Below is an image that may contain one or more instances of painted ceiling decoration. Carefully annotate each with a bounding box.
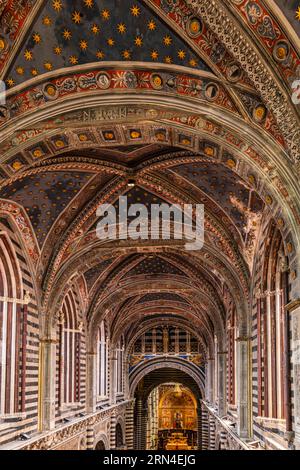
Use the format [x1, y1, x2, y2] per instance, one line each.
[125, 255, 186, 277]
[4, 0, 212, 86]
[0, 169, 93, 246]
[171, 161, 264, 240]
[0, 0, 298, 379]
[138, 292, 189, 304]
[1, 1, 300, 452]
[84, 258, 113, 290]
[90, 185, 168, 232]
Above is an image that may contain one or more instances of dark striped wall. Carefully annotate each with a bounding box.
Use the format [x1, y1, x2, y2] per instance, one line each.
[0, 218, 39, 445]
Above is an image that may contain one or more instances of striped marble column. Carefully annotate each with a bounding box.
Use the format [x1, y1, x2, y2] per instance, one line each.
[135, 396, 143, 450]
[146, 414, 151, 450]
[197, 407, 202, 450]
[201, 404, 209, 450]
[141, 406, 148, 450]
[218, 351, 227, 417]
[125, 400, 135, 450]
[219, 429, 227, 450]
[209, 415, 216, 450]
[110, 413, 117, 449]
[86, 425, 95, 450]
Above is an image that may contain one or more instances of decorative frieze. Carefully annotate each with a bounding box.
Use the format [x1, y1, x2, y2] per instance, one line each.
[10, 402, 130, 451]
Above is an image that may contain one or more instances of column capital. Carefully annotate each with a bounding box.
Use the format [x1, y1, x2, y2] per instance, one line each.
[235, 336, 251, 342]
[39, 338, 58, 344]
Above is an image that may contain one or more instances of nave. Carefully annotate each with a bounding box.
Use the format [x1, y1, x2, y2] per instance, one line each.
[0, 0, 300, 452]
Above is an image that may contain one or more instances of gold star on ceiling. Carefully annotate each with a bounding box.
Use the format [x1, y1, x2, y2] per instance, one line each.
[24, 49, 33, 61]
[177, 50, 186, 60]
[44, 61, 53, 71]
[164, 56, 172, 64]
[134, 36, 143, 47]
[31, 68, 38, 76]
[72, 11, 82, 24]
[151, 50, 158, 60]
[79, 40, 88, 51]
[163, 35, 172, 46]
[6, 78, 15, 87]
[122, 50, 131, 60]
[54, 45, 62, 55]
[296, 6, 300, 21]
[91, 24, 100, 34]
[107, 38, 115, 47]
[69, 55, 78, 65]
[96, 50, 105, 59]
[63, 29, 72, 40]
[117, 23, 126, 34]
[16, 66, 24, 75]
[189, 59, 197, 67]
[148, 20, 156, 31]
[32, 33, 42, 44]
[131, 5, 140, 17]
[84, 0, 93, 7]
[52, 0, 62, 12]
[101, 9, 110, 20]
[42, 16, 52, 26]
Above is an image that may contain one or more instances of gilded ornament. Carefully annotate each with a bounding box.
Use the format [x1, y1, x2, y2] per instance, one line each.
[150, 74, 163, 90]
[187, 17, 203, 38]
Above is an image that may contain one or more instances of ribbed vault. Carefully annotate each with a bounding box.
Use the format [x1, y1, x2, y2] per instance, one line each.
[0, 0, 299, 451]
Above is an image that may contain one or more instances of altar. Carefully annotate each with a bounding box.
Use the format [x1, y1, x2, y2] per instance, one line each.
[165, 432, 191, 451]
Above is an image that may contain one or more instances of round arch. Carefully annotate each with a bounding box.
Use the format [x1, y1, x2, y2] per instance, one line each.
[130, 363, 204, 450]
[129, 358, 205, 399]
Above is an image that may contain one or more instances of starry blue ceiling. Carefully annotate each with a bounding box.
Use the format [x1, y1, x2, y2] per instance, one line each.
[126, 256, 185, 277]
[172, 162, 263, 236]
[84, 258, 113, 290]
[0, 171, 92, 246]
[274, 1, 300, 36]
[91, 185, 170, 231]
[139, 292, 188, 303]
[7, 0, 212, 86]
[123, 185, 166, 208]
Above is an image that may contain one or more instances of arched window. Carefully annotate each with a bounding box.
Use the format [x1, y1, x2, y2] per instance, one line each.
[95, 440, 106, 450]
[97, 321, 108, 398]
[58, 289, 81, 406]
[0, 233, 23, 416]
[258, 224, 287, 419]
[115, 423, 124, 448]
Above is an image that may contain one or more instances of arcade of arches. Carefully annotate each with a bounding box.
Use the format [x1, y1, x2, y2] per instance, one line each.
[0, 0, 300, 452]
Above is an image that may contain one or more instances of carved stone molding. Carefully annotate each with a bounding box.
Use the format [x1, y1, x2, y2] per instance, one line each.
[186, 0, 300, 162]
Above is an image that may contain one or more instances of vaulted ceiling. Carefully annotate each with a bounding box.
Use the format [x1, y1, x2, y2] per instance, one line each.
[5, 0, 211, 86]
[0, 0, 299, 353]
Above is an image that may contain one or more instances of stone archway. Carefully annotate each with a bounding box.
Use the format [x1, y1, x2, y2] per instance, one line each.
[129, 366, 203, 451]
[115, 423, 124, 450]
